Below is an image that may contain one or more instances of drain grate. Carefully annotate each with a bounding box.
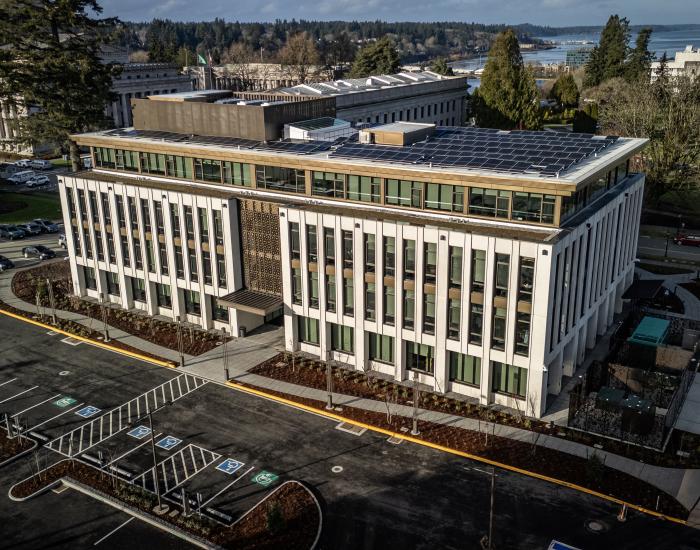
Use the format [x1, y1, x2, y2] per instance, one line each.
[335, 422, 367, 436]
[387, 436, 403, 445]
[60, 337, 82, 346]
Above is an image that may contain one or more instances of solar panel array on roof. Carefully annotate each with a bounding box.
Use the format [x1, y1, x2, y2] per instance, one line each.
[330, 127, 620, 176]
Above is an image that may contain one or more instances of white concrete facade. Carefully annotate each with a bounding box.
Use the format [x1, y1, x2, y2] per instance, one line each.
[59, 174, 254, 335]
[279, 174, 644, 417]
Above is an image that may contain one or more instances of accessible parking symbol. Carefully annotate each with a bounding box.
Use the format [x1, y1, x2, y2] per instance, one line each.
[54, 396, 77, 408]
[216, 458, 244, 475]
[75, 405, 101, 418]
[252, 471, 278, 487]
[127, 425, 152, 439]
[156, 435, 182, 450]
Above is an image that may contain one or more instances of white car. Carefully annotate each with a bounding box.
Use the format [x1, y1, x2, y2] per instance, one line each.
[13, 159, 32, 168]
[29, 159, 52, 170]
[26, 174, 50, 187]
[7, 170, 35, 184]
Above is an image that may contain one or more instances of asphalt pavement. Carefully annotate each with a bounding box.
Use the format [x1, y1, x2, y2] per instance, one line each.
[0, 314, 698, 550]
[638, 235, 700, 263]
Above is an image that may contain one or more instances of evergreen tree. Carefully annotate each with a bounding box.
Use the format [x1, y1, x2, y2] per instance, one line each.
[349, 37, 400, 77]
[0, 0, 118, 168]
[472, 29, 542, 130]
[549, 73, 580, 107]
[625, 28, 654, 83]
[583, 15, 630, 88]
[430, 57, 454, 76]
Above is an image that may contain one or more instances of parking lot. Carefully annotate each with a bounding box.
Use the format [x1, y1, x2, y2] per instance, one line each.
[1, 314, 699, 549]
[0, 229, 67, 271]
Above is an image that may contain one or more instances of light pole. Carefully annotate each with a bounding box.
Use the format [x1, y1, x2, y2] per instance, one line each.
[46, 278, 56, 325]
[129, 401, 171, 513]
[176, 315, 185, 368]
[664, 231, 670, 258]
[99, 292, 110, 342]
[326, 358, 333, 410]
[411, 364, 420, 436]
[221, 327, 229, 381]
[470, 466, 497, 550]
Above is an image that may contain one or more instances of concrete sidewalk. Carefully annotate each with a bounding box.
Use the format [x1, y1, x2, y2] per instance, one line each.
[2, 264, 700, 519]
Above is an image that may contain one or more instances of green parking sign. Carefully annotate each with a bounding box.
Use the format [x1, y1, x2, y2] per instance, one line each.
[54, 396, 77, 408]
[252, 471, 278, 487]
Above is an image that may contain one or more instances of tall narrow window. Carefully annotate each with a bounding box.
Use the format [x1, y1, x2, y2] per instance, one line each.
[404, 239, 416, 280]
[384, 286, 395, 326]
[405, 341, 434, 374]
[518, 258, 535, 303]
[424, 243, 437, 285]
[140, 199, 151, 233]
[184, 206, 194, 240]
[188, 248, 198, 282]
[307, 226, 317, 263]
[184, 290, 201, 316]
[449, 246, 463, 288]
[309, 271, 319, 309]
[155, 202, 164, 233]
[170, 204, 181, 238]
[203, 250, 212, 285]
[492, 307, 507, 350]
[290, 223, 300, 260]
[471, 250, 486, 293]
[384, 237, 395, 277]
[216, 254, 226, 287]
[292, 267, 302, 305]
[326, 274, 336, 312]
[364, 234, 376, 273]
[297, 316, 320, 345]
[343, 277, 354, 316]
[515, 313, 531, 356]
[491, 362, 527, 398]
[159, 242, 168, 275]
[494, 254, 510, 298]
[198, 208, 209, 241]
[447, 298, 461, 339]
[469, 304, 483, 345]
[365, 282, 376, 320]
[175, 246, 184, 278]
[423, 293, 436, 334]
[342, 230, 353, 270]
[368, 333, 394, 364]
[449, 352, 481, 386]
[330, 323, 354, 353]
[324, 228, 335, 264]
[403, 289, 415, 329]
[100, 193, 112, 224]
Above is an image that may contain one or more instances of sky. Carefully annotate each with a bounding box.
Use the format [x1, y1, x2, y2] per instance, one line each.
[99, 0, 700, 27]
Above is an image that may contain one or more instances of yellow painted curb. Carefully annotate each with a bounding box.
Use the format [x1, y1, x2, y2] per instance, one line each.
[0, 307, 176, 369]
[226, 380, 689, 527]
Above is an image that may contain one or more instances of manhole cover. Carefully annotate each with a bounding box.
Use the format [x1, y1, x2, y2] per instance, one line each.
[331, 466, 343, 474]
[335, 422, 366, 436]
[585, 519, 608, 533]
[387, 436, 404, 445]
[58, 371, 70, 376]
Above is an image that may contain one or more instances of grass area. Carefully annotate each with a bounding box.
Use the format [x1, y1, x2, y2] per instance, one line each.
[657, 190, 700, 215]
[639, 224, 675, 239]
[636, 262, 694, 275]
[49, 158, 70, 167]
[0, 192, 62, 223]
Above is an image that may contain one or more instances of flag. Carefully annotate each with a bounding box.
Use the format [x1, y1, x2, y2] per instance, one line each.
[197, 53, 207, 65]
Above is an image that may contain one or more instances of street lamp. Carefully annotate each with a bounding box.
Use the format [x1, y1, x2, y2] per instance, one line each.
[411, 364, 420, 436]
[99, 292, 110, 342]
[326, 358, 334, 410]
[221, 327, 229, 381]
[664, 231, 670, 258]
[128, 401, 172, 513]
[470, 465, 498, 550]
[176, 314, 185, 368]
[46, 278, 57, 325]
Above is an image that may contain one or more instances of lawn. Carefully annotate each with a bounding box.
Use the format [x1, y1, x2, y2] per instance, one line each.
[0, 192, 62, 223]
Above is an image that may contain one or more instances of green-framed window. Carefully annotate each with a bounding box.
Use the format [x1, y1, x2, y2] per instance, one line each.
[425, 183, 464, 212]
[297, 316, 320, 345]
[330, 323, 354, 353]
[194, 158, 222, 183]
[385, 179, 422, 208]
[223, 161, 250, 186]
[166, 155, 192, 179]
[368, 332, 394, 365]
[491, 362, 527, 398]
[140, 152, 166, 175]
[449, 352, 481, 386]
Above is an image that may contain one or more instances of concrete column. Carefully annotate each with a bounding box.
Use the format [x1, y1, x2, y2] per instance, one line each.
[111, 100, 120, 127]
[614, 281, 624, 314]
[597, 300, 608, 335]
[528, 365, 548, 418]
[562, 334, 577, 377]
[547, 350, 564, 395]
[586, 310, 598, 349]
[576, 324, 587, 366]
[606, 291, 615, 327]
[121, 94, 131, 127]
[145, 280, 158, 316]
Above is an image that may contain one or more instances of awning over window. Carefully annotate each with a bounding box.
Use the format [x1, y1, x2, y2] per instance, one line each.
[218, 289, 282, 316]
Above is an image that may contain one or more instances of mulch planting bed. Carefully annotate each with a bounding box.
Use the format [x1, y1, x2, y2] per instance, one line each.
[0, 429, 33, 463]
[11, 262, 225, 356]
[11, 460, 319, 549]
[237, 381, 689, 520]
[252, 354, 697, 469]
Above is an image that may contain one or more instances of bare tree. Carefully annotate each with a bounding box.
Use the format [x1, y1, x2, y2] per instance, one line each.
[278, 32, 320, 84]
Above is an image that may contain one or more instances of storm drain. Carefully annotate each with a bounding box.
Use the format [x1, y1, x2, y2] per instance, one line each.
[585, 519, 609, 534]
[387, 436, 404, 445]
[335, 422, 366, 436]
[60, 337, 82, 346]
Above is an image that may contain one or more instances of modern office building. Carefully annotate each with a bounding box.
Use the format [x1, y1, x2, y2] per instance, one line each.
[651, 44, 700, 81]
[565, 47, 593, 70]
[272, 71, 470, 127]
[60, 91, 646, 417]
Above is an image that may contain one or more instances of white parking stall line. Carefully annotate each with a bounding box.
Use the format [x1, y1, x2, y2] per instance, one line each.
[168, 379, 176, 402]
[200, 466, 255, 508]
[106, 432, 163, 467]
[0, 385, 39, 404]
[26, 402, 85, 432]
[11, 394, 61, 418]
[93, 517, 134, 546]
[161, 384, 166, 404]
[162, 461, 170, 492]
[199, 446, 206, 465]
[184, 375, 191, 393]
[189, 445, 197, 471]
[176, 376, 183, 397]
[0, 378, 17, 387]
[180, 451, 190, 479]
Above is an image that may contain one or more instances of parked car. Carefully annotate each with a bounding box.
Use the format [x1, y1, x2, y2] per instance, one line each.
[17, 222, 42, 236]
[7, 170, 35, 184]
[0, 255, 14, 272]
[29, 159, 52, 170]
[13, 159, 32, 168]
[22, 245, 56, 260]
[34, 219, 60, 233]
[58, 233, 67, 248]
[673, 234, 700, 247]
[26, 174, 50, 188]
[0, 225, 25, 240]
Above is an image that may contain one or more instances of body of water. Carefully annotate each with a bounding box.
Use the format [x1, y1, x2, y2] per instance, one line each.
[453, 27, 700, 72]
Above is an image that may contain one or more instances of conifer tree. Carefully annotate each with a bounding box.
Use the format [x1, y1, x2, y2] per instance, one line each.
[625, 28, 654, 83]
[349, 37, 400, 77]
[549, 73, 580, 107]
[0, 0, 118, 168]
[430, 57, 454, 76]
[472, 29, 542, 130]
[584, 15, 630, 88]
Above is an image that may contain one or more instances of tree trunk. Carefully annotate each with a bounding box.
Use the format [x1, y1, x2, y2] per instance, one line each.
[69, 141, 80, 173]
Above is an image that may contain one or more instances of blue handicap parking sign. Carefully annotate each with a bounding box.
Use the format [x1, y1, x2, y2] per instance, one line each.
[216, 458, 244, 475]
[75, 405, 101, 418]
[156, 435, 182, 450]
[127, 425, 152, 439]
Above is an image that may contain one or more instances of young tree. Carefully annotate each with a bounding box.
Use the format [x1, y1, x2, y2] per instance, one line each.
[583, 15, 630, 88]
[0, 0, 118, 168]
[278, 32, 320, 84]
[549, 73, 580, 108]
[472, 29, 542, 130]
[625, 27, 654, 83]
[430, 57, 454, 76]
[349, 37, 400, 77]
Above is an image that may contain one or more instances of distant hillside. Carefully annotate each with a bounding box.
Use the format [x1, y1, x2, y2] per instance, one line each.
[522, 23, 700, 36]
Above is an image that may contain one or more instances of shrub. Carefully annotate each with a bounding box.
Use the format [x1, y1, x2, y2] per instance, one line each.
[266, 502, 285, 534]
